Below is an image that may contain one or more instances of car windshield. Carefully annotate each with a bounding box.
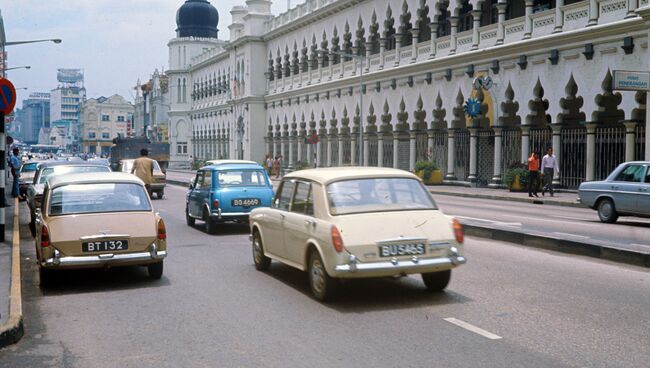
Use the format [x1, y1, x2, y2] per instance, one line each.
[48, 183, 152, 216]
[122, 160, 162, 172]
[217, 170, 267, 186]
[38, 165, 111, 184]
[20, 162, 38, 172]
[327, 177, 437, 215]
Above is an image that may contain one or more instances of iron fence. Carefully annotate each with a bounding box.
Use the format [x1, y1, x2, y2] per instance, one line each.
[431, 130, 448, 176]
[529, 127, 552, 155]
[341, 136, 351, 165]
[560, 126, 586, 189]
[415, 132, 429, 162]
[502, 128, 522, 177]
[383, 134, 394, 168]
[291, 140, 298, 166]
[477, 130, 495, 187]
[595, 125, 626, 180]
[636, 124, 646, 161]
[330, 137, 339, 167]
[368, 136, 378, 166]
[455, 129, 470, 181]
[398, 137, 410, 170]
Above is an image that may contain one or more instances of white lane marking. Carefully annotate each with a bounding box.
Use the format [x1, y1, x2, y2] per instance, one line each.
[443, 318, 502, 340]
[455, 216, 521, 227]
[552, 232, 590, 239]
[552, 215, 592, 221]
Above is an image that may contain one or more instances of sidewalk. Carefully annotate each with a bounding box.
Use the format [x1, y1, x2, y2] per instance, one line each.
[426, 185, 584, 208]
[0, 197, 23, 348]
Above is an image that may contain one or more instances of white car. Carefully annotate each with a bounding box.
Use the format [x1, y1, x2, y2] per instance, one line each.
[249, 167, 466, 301]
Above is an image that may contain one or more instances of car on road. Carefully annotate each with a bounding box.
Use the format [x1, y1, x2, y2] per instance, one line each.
[578, 161, 650, 223]
[18, 160, 40, 197]
[34, 172, 168, 287]
[117, 159, 167, 199]
[186, 160, 274, 234]
[249, 167, 466, 301]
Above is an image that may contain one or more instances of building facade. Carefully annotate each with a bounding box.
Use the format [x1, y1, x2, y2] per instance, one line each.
[17, 92, 50, 144]
[79, 95, 134, 155]
[50, 68, 86, 151]
[168, 0, 649, 188]
[134, 70, 171, 142]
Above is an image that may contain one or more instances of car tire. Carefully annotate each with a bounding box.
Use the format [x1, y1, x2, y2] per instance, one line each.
[148, 261, 164, 279]
[421, 270, 451, 292]
[204, 210, 216, 235]
[597, 198, 618, 223]
[186, 208, 195, 226]
[39, 267, 54, 289]
[157, 190, 164, 199]
[308, 251, 338, 302]
[252, 231, 271, 271]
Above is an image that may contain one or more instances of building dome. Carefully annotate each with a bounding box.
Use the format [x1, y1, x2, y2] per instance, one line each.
[176, 0, 219, 38]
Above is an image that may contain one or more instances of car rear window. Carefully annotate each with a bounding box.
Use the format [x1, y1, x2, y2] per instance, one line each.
[327, 177, 437, 215]
[217, 170, 267, 186]
[39, 165, 111, 184]
[48, 183, 152, 216]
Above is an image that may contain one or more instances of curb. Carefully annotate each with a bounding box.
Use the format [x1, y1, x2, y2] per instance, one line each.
[0, 197, 24, 348]
[463, 223, 650, 268]
[428, 189, 586, 209]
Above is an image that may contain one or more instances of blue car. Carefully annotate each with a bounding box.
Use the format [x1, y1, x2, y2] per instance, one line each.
[186, 160, 274, 234]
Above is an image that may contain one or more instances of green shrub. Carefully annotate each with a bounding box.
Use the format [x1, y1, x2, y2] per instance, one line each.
[414, 160, 440, 180]
[503, 163, 529, 187]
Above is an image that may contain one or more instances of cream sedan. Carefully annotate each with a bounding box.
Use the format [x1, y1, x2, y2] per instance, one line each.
[249, 167, 466, 301]
[34, 172, 168, 287]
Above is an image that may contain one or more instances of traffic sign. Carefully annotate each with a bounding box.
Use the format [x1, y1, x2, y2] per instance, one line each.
[0, 78, 17, 114]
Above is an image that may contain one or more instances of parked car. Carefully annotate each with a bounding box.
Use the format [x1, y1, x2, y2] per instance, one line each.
[34, 172, 167, 287]
[578, 161, 650, 223]
[117, 159, 167, 199]
[18, 160, 40, 197]
[186, 160, 274, 234]
[249, 167, 466, 301]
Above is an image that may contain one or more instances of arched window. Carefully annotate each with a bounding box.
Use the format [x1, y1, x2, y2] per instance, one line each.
[182, 78, 187, 103]
[177, 78, 181, 103]
[437, 4, 451, 37]
[458, 2, 473, 33]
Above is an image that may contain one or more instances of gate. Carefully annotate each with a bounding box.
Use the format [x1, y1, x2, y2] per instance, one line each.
[455, 129, 470, 181]
[595, 125, 625, 180]
[368, 135, 378, 166]
[383, 134, 394, 168]
[637, 124, 646, 160]
[560, 126, 586, 189]
[398, 138, 410, 170]
[291, 139, 298, 166]
[330, 137, 339, 167]
[431, 130, 448, 175]
[477, 130, 495, 187]
[529, 127, 552, 154]
[502, 128, 522, 177]
[319, 137, 327, 167]
[283, 139, 290, 165]
[415, 132, 428, 161]
[300, 138, 308, 164]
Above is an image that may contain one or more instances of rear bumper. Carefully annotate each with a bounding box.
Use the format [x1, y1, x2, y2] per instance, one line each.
[333, 252, 466, 278]
[150, 183, 166, 191]
[210, 209, 250, 221]
[41, 243, 167, 269]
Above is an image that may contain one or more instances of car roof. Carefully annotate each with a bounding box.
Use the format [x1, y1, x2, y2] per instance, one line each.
[206, 160, 257, 166]
[47, 172, 143, 188]
[285, 167, 419, 184]
[37, 161, 108, 169]
[202, 161, 263, 171]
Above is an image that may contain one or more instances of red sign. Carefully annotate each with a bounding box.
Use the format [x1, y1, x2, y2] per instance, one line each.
[0, 78, 17, 114]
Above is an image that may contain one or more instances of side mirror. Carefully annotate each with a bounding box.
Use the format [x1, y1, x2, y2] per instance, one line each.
[188, 180, 195, 189]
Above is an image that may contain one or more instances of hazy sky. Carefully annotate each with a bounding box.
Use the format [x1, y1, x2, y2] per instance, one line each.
[0, 0, 286, 107]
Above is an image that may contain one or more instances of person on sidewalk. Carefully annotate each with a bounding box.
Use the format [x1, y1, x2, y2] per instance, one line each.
[9, 148, 22, 199]
[131, 148, 155, 198]
[541, 147, 560, 197]
[527, 151, 540, 198]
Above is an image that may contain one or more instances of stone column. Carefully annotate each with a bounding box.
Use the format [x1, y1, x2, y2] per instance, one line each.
[351, 138, 357, 166]
[327, 136, 333, 167]
[394, 36, 402, 66]
[379, 38, 386, 70]
[393, 135, 400, 169]
[317, 53, 324, 83]
[427, 129, 434, 161]
[338, 136, 344, 166]
[365, 41, 373, 73]
[552, 124, 562, 185]
[377, 133, 384, 167]
[491, 127, 503, 186]
[280, 137, 285, 165]
[627, 0, 639, 19]
[624, 122, 638, 162]
[496, 2, 507, 45]
[297, 137, 303, 163]
[363, 133, 370, 166]
[288, 137, 295, 167]
[429, 22, 438, 59]
[411, 28, 419, 62]
[316, 139, 322, 168]
[586, 124, 597, 181]
[588, 0, 599, 26]
[307, 142, 314, 166]
[449, 17, 459, 55]
[554, 0, 565, 33]
[409, 131, 417, 172]
[521, 126, 530, 163]
[446, 129, 456, 180]
[471, 9, 481, 50]
[307, 54, 313, 86]
[272, 136, 278, 158]
[468, 128, 478, 183]
[523, 0, 534, 39]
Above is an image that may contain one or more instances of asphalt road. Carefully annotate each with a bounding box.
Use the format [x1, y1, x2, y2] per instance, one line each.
[1, 186, 649, 367]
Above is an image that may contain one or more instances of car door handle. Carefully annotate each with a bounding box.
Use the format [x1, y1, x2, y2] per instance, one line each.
[611, 186, 619, 190]
[280, 214, 286, 219]
[304, 219, 315, 226]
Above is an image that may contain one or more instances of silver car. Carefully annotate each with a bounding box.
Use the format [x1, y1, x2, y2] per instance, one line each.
[578, 162, 650, 223]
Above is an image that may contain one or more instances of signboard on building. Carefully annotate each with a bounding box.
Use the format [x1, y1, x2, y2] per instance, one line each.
[613, 70, 650, 91]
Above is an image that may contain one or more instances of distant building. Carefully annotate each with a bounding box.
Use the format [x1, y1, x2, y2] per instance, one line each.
[80, 95, 134, 155]
[40, 120, 75, 147]
[17, 93, 50, 144]
[133, 69, 170, 143]
[50, 68, 86, 151]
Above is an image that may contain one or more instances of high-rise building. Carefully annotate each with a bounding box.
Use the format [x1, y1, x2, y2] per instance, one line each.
[50, 68, 86, 150]
[17, 92, 50, 144]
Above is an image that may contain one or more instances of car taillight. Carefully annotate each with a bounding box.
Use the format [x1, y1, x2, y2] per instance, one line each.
[157, 219, 167, 240]
[331, 225, 344, 253]
[213, 199, 220, 209]
[41, 226, 50, 247]
[452, 218, 464, 244]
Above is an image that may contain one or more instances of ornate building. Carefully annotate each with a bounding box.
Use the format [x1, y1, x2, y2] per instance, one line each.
[168, 0, 649, 188]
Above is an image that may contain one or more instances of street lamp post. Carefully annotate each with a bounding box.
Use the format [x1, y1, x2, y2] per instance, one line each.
[317, 49, 367, 166]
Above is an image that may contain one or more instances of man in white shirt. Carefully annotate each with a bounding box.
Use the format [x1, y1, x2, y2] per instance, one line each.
[541, 147, 559, 197]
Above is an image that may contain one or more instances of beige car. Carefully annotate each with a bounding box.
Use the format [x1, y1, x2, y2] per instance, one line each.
[118, 159, 167, 198]
[34, 172, 168, 287]
[249, 167, 466, 301]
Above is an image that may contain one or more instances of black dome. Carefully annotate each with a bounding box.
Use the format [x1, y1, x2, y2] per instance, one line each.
[176, 0, 219, 38]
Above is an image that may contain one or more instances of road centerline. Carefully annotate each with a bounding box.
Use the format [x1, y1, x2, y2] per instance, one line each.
[443, 318, 502, 340]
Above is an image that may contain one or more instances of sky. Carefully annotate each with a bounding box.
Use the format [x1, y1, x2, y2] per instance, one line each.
[0, 0, 287, 108]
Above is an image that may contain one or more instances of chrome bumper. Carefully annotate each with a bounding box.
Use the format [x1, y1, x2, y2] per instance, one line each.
[42, 243, 167, 268]
[211, 209, 250, 220]
[334, 247, 466, 275]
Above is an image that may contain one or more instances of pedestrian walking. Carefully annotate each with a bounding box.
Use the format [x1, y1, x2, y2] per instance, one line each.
[9, 148, 22, 199]
[527, 151, 540, 198]
[273, 155, 283, 179]
[188, 155, 194, 169]
[264, 154, 273, 175]
[541, 147, 560, 197]
[131, 148, 155, 198]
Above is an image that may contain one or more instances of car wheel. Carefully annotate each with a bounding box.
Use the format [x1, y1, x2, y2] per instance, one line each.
[308, 251, 338, 302]
[186, 208, 195, 226]
[148, 261, 163, 279]
[39, 267, 55, 289]
[252, 231, 271, 271]
[597, 198, 618, 223]
[421, 270, 451, 292]
[204, 210, 216, 234]
[157, 190, 164, 199]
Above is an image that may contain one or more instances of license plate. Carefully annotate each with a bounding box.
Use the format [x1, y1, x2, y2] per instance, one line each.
[232, 198, 260, 207]
[82, 240, 129, 252]
[379, 243, 426, 257]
